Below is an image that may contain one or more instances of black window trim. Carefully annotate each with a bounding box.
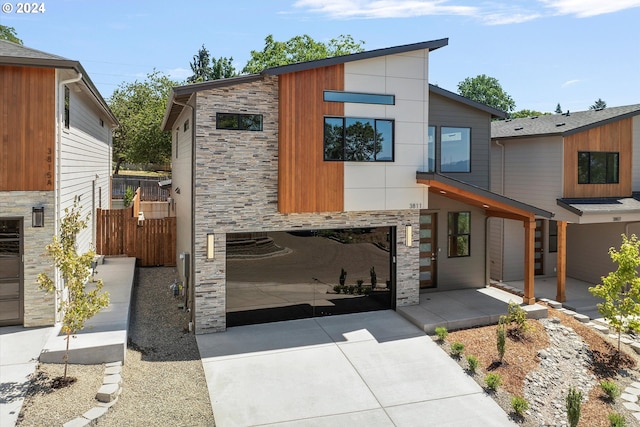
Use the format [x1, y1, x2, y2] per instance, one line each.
[577, 151, 619, 184]
[447, 211, 471, 258]
[323, 116, 395, 163]
[216, 112, 263, 131]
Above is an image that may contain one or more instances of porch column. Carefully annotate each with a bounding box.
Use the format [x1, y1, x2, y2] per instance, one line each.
[523, 218, 536, 304]
[556, 221, 567, 302]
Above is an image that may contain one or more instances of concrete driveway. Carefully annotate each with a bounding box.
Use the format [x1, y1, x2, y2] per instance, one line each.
[197, 310, 516, 426]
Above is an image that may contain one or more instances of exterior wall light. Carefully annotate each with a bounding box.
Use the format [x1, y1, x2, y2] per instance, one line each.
[137, 211, 145, 226]
[405, 224, 412, 247]
[32, 207, 44, 227]
[207, 234, 215, 259]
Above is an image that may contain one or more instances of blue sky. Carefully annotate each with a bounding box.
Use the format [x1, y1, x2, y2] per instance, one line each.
[2, 0, 639, 113]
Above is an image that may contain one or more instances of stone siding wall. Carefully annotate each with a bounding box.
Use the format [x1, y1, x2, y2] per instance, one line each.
[193, 76, 420, 333]
[0, 191, 56, 326]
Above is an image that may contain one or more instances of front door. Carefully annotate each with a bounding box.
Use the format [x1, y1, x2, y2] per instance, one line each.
[0, 218, 23, 326]
[535, 219, 544, 275]
[420, 211, 437, 288]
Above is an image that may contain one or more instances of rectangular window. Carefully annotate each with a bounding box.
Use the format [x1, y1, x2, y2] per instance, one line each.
[323, 90, 395, 105]
[578, 151, 619, 184]
[183, 120, 189, 132]
[324, 117, 394, 162]
[64, 86, 70, 129]
[549, 220, 558, 253]
[216, 113, 263, 131]
[427, 126, 435, 172]
[441, 127, 470, 172]
[448, 211, 470, 257]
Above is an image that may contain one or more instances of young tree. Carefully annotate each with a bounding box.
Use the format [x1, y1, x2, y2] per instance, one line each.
[0, 25, 22, 44]
[590, 98, 607, 110]
[589, 234, 640, 352]
[108, 70, 177, 173]
[37, 200, 110, 380]
[187, 44, 236, 83]
[555, 103, 563, 114]
[457, 74, 516, 113]
[242, 34, 364, 74]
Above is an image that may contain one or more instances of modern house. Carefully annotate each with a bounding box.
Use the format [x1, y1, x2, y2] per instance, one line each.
[0, 40, 118, 327]
[490, 104, 640, 302]
[162, 39, 550, 334]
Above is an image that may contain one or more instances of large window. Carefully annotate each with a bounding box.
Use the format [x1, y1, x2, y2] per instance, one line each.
[448, 212, 470, 257]
[324, 117, 394, 162]
[441, 127, 470, 172]
[216, 113, 263, 131]
[578, 151, 619, 184]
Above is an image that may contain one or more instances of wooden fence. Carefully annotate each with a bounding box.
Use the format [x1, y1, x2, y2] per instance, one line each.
[112, 175, 170, 201]
[96, 206, 176, 267]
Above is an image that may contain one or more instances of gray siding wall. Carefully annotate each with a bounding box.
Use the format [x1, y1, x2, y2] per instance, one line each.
[0, 191, 55, 326]
[429, 93, 493, 189]
[426, 193, 487, 288]
[191, 76, 420, 334]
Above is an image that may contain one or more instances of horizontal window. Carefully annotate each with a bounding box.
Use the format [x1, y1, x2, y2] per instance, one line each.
[323, 90, 395, 105]
[578, 151, 619, 184]
[324, 117, 394, 162]
[216, 113, 263, 131]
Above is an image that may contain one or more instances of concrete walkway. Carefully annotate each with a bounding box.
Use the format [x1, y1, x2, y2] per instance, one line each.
[197, 310, 517, 427]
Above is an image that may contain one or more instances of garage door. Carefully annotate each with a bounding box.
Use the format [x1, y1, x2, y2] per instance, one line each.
[0, 218, 23, 326]
[226, 227, 395, 327]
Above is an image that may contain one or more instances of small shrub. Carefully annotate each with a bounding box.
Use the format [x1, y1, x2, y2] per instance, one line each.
[123, 186, 134, 207]
[485, 373, 502, 391]
[501, 301, 530, 336]
[600, 380, 621, 402]
[370, 266, 377, 288]
[566, 387, 583, 427]
[450, 342, 465, 358]
[497, 323, 506, 362]
[608, 412, 626, 427]
[511, 395, 529, 417]
[348, 285, 355, 294]
[466, 355, 478, 374]
[435, 326, 448, 342]
[333, 285, 341, 294]
[356, 279, 364, 286]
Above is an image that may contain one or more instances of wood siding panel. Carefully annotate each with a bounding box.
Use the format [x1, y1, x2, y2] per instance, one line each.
[0, 66, 55, 191]
[278, 65, 344, 213]
[563, 118, 633, 198]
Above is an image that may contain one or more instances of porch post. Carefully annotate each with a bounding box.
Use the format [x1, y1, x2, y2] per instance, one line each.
[523, 218, 536, 304]
[556, 221, 567, 302]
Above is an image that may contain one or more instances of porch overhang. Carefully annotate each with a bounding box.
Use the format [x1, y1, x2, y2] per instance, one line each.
[416, 172, 553, 221]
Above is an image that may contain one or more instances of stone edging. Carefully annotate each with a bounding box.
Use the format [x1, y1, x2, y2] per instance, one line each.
[62, 361, 123, 427]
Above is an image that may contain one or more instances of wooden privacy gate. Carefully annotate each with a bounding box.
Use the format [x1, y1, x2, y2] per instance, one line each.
[96, 207, 176, 267]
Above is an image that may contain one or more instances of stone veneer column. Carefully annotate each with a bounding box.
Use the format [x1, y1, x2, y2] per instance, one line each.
[191, 76, 421, 333]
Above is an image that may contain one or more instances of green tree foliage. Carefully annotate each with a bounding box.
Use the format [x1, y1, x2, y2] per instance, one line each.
[566, 387, 583, 427]
[589, 234, 640, 352]
[0, 25, 22, 44]
[37, 200, 109, 379]
[187, 44, 236, 83]
[555, 103, 563, 114]
[108, 71, 177, 173]
[242, 34, 364, 74]
[510, 109, 550, 118]
[457, 74, 516, 113]
[590, 98, 607, 110]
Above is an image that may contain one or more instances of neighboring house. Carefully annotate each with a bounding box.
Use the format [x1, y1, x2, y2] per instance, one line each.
[162, 39, 550, 334]
[490, 104, 640, 301]
[0, 40, 118, 327]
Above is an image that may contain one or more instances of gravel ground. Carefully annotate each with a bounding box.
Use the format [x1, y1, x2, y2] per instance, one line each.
[17, 266, 216, 427]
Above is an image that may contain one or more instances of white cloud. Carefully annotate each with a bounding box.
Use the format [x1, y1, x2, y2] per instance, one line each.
[292, 0, 477, 19]
[561, 79, 582, 88]
[166, 67, 192, 80]
[539, 0, 640, 17]
[481, 12, 541, 25]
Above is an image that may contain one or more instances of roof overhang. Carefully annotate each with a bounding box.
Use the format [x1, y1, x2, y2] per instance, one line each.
[417, 172, 553, 221]
[557, 195, 640, 217]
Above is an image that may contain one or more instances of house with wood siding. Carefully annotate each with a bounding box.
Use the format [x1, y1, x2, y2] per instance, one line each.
[490, 105, 640, 302]
[162, 39, 551, 334]
[0, 40, 118, 327]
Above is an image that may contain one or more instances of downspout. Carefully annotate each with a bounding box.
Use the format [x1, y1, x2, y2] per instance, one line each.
[56, 71, 82, 319]
[173, 98, 196, 329]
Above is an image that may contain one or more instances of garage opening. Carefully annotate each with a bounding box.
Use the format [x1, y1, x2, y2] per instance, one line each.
[226, 227, 395, 327]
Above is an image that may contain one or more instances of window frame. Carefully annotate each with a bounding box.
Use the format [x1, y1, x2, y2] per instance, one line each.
[64, 86, 70, 129]
[323, 90, 395, 105]
[447, 211, 471, 258]
[548, 220, 558, 253]
[427, 125, 436, 173]
[216, 112, 263, 131]
[440, 126, 471, 173]
[577, 151, 619, 184]
[323, 116, 395, 162]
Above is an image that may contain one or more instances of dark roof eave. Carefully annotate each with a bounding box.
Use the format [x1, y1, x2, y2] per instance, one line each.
[263, 38, 448, 76]
[418, 172, 553, 218]
[556, 199, 583, 216]
[429, 84, 507, 118]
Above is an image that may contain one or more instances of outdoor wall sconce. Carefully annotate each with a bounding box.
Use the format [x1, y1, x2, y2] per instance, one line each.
[207, 234, 215, 259]
[405, 224, 412, 247]
[137, 211, 145, 226]
[32, 207, 44, 227]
